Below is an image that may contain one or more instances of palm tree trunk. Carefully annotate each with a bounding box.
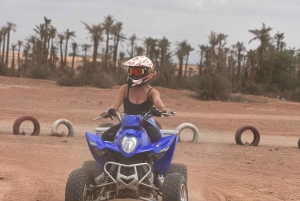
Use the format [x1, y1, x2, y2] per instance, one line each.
[11, 49, 15, 71]
[267, 57, 274, 89]
[183, 54, 189, 79]
[17, 45, 21, 75]
[5, 32, 10, 65]
[92, 41, 98, 72]
[177, 57, 183, 81]
[64, 39, 69, 66]
[60, 43, 64, 70]
[1, 34, 6, 64]
[71, 51, 75, 69]
[199, 52, 203, 76]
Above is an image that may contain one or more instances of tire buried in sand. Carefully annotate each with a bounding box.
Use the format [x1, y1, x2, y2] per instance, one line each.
[13, 116, 40, 136]
[176, 123, 199, 143]
[235, 125, 260, 146]
[51, 119, 74, 137]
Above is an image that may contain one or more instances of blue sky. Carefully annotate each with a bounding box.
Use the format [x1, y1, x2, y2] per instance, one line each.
[1, 0, 300, 64]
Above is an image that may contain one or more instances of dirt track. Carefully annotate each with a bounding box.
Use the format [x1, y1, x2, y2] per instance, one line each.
[1, 76, 300, 201]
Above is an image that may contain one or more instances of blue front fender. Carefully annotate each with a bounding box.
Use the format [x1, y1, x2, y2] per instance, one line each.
[85, 132, 121, 171]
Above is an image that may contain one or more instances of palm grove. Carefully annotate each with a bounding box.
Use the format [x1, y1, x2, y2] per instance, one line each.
[0, 16, 300, 101]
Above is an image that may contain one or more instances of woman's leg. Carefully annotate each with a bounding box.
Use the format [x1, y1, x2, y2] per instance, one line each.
[143, 121, 162, 143]
[101, 124, 121, 142]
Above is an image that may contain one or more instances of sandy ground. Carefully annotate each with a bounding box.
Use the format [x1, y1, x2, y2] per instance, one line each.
[1, 75, 300, 201]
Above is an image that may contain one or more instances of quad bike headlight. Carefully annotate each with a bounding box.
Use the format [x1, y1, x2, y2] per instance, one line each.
[121, 136, 138, 153]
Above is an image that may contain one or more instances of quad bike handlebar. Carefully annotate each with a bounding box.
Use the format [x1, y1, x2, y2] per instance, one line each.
[93, 107, 175, 125]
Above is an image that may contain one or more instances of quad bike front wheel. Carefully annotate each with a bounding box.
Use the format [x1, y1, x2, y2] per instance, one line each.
[167, 163, 188, 182]
[82, 160, 102, 178]
[65, 168, 95, 201]
[162, 172, 188, 201]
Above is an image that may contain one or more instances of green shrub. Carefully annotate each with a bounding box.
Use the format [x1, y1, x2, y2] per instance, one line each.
[192, 74, 231, 101]
[25, 65, 52, 79]
[0, 62, 7, 76]
[290, 88, 300, 102]
[117, 68, 128, 85]
[91, 73, 115, 88]
[242, 82, 265, 95]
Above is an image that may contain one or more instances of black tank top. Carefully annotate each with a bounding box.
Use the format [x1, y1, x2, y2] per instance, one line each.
[123, 87, 154, 115]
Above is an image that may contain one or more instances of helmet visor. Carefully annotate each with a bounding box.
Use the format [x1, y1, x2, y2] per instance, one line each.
[128, 67, 149, 77]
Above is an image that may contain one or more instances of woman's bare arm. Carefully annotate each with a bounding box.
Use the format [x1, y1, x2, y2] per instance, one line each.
[108, 84, 127, 110]
[150, 89, 174, 113]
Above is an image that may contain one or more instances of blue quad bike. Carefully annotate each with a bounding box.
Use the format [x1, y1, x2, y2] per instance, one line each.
[65, 108, 188, 201]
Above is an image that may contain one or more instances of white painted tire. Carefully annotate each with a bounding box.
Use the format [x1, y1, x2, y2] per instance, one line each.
[176, 123, 199, 143]
[51, 119, 74, 137]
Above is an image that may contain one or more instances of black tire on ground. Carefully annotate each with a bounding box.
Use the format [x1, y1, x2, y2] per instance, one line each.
[154, 119, 162, 129]
[65, 168, 95, 201]
[298, 139, 300, 149]
[51, 119, 74, 137]
[13, 116, 40, 136]
[167, 163, 187, 182]
[162, 172, 188, 201]
[98, 122, 115, 127]
[82, 160, 102, 178]
[235, 125, 260, 146]
[176, 123, 199, 143]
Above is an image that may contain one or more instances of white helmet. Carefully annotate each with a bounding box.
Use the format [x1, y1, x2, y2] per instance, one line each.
[124, 56, 154, 88]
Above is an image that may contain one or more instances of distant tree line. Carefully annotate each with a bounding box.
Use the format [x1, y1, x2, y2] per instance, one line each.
[0, 16, 300, 101]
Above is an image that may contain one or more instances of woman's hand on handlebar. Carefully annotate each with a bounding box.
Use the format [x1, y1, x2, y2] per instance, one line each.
[100, 111, 113, 120]
[161, 107, 175, 116]
[100, 111, 108, 118]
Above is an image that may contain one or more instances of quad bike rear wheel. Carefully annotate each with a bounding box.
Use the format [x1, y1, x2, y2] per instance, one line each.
[167, 163, 187, 182]
[82, 160, 102, 178]
[65, 168, 95, 201]
[162, 172, 188, 201]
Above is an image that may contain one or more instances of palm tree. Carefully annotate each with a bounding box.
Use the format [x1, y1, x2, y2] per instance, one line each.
[183, 44, 194, 79]
[233, 42, 246, 85]
[5, 22, 17, 65]
[249, 23, 273, 63]
[57, 33, 65, 70]
[63, 29, 76, 66]
[135, 46, 145, 56]
[42, 17, 51, 63]
[247, 50, 257, 83]
[81, 44, 91, 59]
[71, 42, 78, 69]
[128, 34, 137, 58]
[208, 31, 218, 73]
[48, 26, 57, 65]
[34, 23, 46, 65]
[158, 37, 171, 73]
[273, 32, 285, 52]
[81, 21, 103, 72]
[0, 26, 7, 64]
[175, 40, 188, 81]
[148, 38, 157, 62]
[11, 44, 17, 72]
[217, 33, 228, 71]
[198, 45, 206, 75]
[143, 37, 153, 57]
[102, 15, 114, 63]
[111, 22, 126, 77]
[0, 27, 4, 57]
[17, 40, 23, 74]
[266, 45, 277, 89]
